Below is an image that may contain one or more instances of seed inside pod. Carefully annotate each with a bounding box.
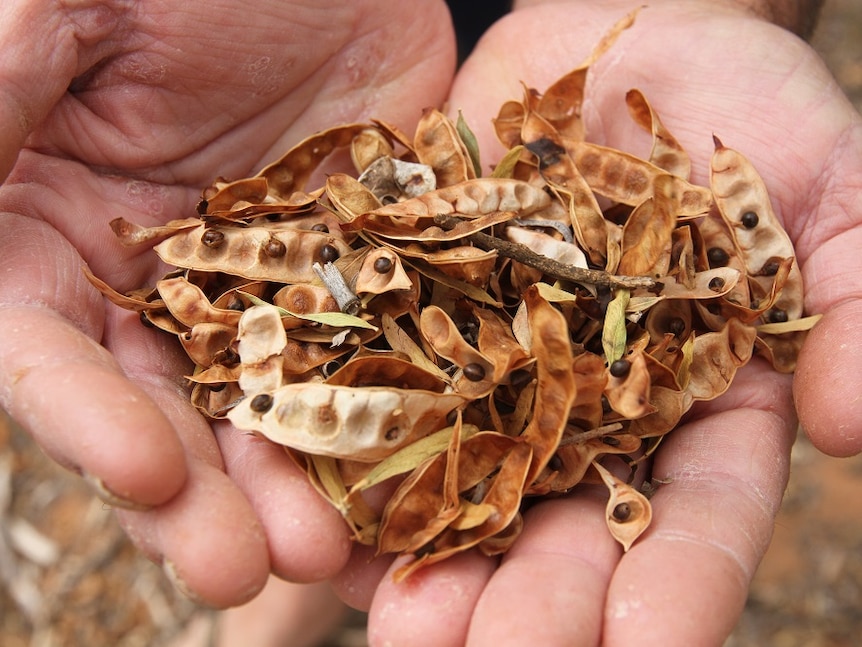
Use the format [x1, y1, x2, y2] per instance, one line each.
[759, 258, 780, 276]
[320, 244, 340, 263]
[463, 363, 487, 381]
[311, 223, 329, 233]
[708, 276, 726, 291]
[196, 199, 208, 214]
[667, 317, 686, 337]
[609, 358, 631, 378]
[602, 435, 621, 447]
[766, 308, 788, 323]
[612, 502, 632, 522]
[374, 256, 393, 274]
[249, 393, 274, 413]
[707, 247, 730, 267]
[201, 228, 225, 248]
[741, 211, 759, 228]
[263, 237, 287, 258]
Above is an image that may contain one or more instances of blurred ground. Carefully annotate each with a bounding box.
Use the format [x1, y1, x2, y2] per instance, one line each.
[1, 1, 861, 646]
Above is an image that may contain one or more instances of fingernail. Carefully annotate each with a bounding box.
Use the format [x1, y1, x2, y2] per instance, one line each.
[163, 559, 208, 606]
[83, 472, 153, 511]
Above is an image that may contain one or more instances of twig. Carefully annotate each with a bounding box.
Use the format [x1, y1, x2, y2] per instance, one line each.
[313, 262, 362, 315]
[433, 214, 656, 290]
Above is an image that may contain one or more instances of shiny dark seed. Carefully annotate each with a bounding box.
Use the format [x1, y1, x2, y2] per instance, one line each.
[249, 393, 274, 413]
[741, 211, 759, 228]
[320, 244, 340, 262]
[667, 317, 686, 337]
[373, 256, 393, 274]
[609, 359, 631, 378]
[201, 229, 225, 248]
[208, 382, 226, 393]
[321, 360, 341, 378]
[385, 427, 400, 442]
[548, 454, 563, 472]
[706, 247, 730, 268]
[612, 502, 632, 522]
[760, 258, 780, 276]
[706, 303, 722, 315]
[196, 199, 209, 215]
[709, 276, 726, 291]
[311, 223, 329, 233]
[767, 308, 788, 323]
[463, 363, 487, 382]
[263, 238, 287, 258]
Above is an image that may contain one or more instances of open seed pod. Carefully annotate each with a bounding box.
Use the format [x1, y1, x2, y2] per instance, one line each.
[88, 10, 818, 575]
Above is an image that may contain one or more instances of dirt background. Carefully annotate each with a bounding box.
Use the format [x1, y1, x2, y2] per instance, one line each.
[1, 1, 860, 645]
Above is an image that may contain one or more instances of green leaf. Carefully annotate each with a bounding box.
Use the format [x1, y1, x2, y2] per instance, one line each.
[240, 292, 378, 330]
[456, 111, 482, 178]
[491, 145, 525, 178]
[602, 288, 630, 363]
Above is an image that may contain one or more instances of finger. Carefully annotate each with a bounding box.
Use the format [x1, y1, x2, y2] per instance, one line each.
[366, 552, 497, 647]
[794, 300, 862, 457]
[603, 367, 796, 646]
[116, 456, 270, 609]
[465, 494, 621, 647]
[0, 302, 188, 508]
[214, 423, 354, 582]
[331, 544, 395, 612]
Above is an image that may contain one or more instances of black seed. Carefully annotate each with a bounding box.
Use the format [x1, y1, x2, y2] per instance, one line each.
[385, 427, 400, 441]
[741, 211, 759, 228]
[321, 360, 341, 378]
[706, 247, 730, 268]
[706, 303, 722, 315]
[766, 308, 788, 323]
[612, 502, 632, 522]
[548, 454, 563, 472]
[209, 382, 226, 393]
[196, 199, 209, 214]
[311, 223, 329, 233]
[381, 194, 398, 205]
[667, 317, 686, 337]
[709, 276, 726, 291]
[320, 244, 340, 263]
[201, 228, 225, 248]
[463, 363, 487, 382]
[249, 393, 274, 413]
[602, 436, 621, 447]
[373, 256, 393, 274]
[760, 258, 780, 276]
[263, 238, 286, 258]
[609, 359, 631, 378]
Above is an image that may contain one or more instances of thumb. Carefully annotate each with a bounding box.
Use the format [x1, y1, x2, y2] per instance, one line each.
[0, 0, 129, 181]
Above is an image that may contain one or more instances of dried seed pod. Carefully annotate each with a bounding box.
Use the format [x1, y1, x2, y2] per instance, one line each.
[592, 460, 652, 551]
[228, 382, 467, 461]
[414, 107, 477, 187]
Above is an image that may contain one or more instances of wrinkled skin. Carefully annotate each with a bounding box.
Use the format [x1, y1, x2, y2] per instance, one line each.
[0, 0, 455, 607]
[1, 0, 861, 645]
[342, 2, 862, 646]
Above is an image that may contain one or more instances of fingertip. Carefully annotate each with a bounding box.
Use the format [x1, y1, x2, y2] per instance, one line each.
[367, 552, 496, 647]
[119, 459, 270, 609]
[214, 425, 353, 582]
[794, 302, 862, 457]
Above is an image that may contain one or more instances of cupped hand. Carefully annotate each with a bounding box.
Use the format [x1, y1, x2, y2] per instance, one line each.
[0, 0, 455, 607]
[339, 2, 862, 645]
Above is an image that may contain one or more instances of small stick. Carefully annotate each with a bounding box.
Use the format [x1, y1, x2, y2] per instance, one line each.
[433, 214, 655, 290]
[313, 262, 362, 315]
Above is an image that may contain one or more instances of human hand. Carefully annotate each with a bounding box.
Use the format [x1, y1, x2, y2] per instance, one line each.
[337, 2, 862, 645]
[0, 0, 455, 608]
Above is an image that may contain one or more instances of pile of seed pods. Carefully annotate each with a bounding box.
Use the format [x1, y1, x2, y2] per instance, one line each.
[90, 14, 817, 580]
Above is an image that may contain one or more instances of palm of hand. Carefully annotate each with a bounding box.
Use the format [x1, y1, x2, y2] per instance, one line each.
[0, 0, 454, 607]
[338, 3, 862, 646]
